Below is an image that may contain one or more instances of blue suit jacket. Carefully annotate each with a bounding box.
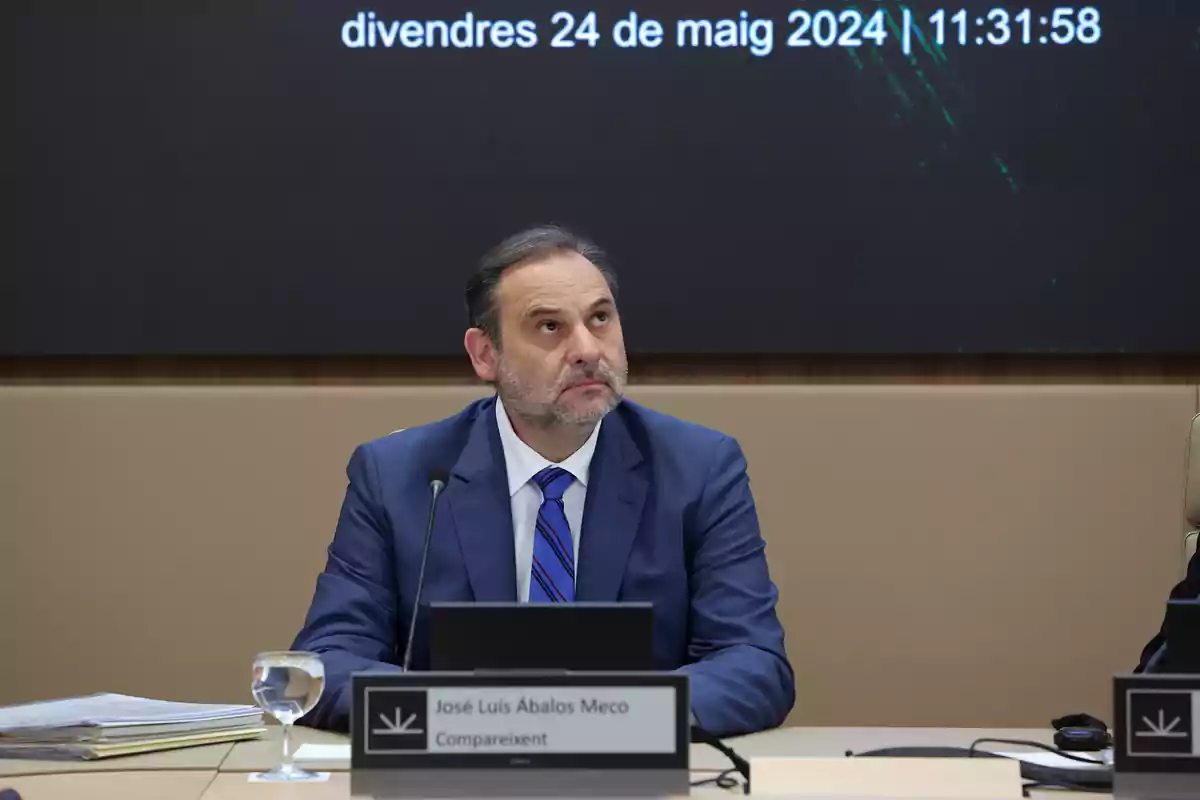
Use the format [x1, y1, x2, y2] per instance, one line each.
[291, 396, 795, 736]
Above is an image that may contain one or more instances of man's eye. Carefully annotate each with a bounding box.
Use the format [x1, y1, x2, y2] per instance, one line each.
[593, 311, 609, 324]
[539, 320, 559, 332]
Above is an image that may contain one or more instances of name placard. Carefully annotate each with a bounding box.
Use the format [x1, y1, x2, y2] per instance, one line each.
[350, 671, 689, 797]
[1114, 674, 1200, 800]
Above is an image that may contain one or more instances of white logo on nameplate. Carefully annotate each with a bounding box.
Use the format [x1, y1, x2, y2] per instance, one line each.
[364, 689, 430, 754]
[1126, 689, 1200, 757]
[374, 708, 424, 735]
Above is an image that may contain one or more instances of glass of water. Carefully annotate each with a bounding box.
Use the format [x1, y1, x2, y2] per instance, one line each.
[250, 651, 326, 781]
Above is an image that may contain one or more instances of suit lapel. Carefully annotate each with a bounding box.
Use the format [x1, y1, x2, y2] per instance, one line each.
[576, 407, 648, 602]
[446, 397, 518, 602]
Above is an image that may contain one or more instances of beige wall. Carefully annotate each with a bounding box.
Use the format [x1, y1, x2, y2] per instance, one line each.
[1, 383, 1198, 728]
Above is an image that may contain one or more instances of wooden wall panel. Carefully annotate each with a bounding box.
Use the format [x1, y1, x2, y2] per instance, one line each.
[1, 384, 1196, 729]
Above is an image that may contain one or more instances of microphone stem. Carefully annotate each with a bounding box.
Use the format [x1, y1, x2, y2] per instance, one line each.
[402, 481, 444, 672]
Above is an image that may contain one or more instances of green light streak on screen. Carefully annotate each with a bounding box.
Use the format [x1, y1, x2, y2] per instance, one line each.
[840, 2, 1020, 192]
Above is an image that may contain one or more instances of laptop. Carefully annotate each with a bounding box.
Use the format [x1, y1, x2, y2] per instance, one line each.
[1160, 598, 1200, 673]
[428, 601, 655, 672]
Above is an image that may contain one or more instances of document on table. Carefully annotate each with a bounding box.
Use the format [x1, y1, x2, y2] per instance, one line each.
[996, 750, 1111, 770]
[0, 693, 265, 759]
[0, 693, 261, 732]
[295, 743, 352, 762]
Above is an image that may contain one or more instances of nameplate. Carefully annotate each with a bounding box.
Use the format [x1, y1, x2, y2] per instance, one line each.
[1114, 674, 1200, 800]
[349, 671, 689, 797]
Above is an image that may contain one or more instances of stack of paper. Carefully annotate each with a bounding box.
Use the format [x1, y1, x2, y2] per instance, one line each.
[0, 693, 266, 760]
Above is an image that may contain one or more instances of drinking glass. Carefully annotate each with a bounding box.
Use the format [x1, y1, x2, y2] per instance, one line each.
[250, 650, 326, 781]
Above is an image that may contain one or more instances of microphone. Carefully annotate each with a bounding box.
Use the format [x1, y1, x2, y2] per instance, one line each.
[401, 469, 449, 673]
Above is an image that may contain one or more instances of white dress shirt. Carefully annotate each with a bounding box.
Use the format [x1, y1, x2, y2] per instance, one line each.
[495, 398, 601, 602]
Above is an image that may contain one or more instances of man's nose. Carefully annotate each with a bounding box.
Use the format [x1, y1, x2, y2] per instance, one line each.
[566, 325, 602, 366]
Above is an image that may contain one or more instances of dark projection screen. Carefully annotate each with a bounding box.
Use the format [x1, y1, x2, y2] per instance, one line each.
[6, 1, 1199, 356]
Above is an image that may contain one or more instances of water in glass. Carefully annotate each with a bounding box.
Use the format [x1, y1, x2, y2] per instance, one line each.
[251, 651, 325, 781]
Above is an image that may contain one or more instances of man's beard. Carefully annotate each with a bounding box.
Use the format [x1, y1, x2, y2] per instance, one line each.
[496, 358, 626, 428]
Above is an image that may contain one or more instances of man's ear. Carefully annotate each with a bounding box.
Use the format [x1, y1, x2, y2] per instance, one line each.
[464, 327, 498, 383]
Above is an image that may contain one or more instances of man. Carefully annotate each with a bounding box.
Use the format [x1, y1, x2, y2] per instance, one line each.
[291, 225, 795, 736]
[1136, 547, 1200, 672]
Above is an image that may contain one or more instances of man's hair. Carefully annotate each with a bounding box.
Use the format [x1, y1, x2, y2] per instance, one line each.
[465, 224, 618, 345]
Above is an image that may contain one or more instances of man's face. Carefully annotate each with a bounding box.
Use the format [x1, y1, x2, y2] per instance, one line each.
[468, 251, 628, 427]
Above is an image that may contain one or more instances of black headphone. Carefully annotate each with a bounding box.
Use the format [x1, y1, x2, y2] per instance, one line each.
[1051, 712, 1112, 752]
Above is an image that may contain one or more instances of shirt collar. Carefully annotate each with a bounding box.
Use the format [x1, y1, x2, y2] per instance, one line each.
[495, 396, 601, 497]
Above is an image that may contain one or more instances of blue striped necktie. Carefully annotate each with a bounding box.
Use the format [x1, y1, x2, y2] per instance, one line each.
[529, 466, 576, 603]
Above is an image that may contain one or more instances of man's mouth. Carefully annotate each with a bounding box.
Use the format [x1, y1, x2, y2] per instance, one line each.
[564, 379, 607, 392]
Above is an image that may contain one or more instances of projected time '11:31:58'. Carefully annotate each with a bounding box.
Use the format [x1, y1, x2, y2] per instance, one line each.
[925, 7, 1101, 46]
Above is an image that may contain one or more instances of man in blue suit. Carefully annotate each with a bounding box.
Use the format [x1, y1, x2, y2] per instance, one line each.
[291, 225, 794, 736]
